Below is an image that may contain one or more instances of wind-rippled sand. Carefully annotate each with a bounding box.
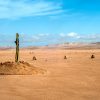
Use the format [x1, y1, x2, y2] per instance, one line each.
[0, 49, 100, 100]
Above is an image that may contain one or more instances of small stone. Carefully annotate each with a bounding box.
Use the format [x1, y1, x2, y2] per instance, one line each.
[64, 56, 67, 59]
[91, 55, 95, 59]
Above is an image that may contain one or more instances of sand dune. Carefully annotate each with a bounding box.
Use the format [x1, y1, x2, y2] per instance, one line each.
[0, 61, 45, 75]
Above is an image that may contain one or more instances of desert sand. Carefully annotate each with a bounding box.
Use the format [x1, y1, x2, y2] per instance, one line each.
[0, 48, 100, 100]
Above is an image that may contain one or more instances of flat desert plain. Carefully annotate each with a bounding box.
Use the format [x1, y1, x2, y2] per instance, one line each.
[0, 49, 100, 100]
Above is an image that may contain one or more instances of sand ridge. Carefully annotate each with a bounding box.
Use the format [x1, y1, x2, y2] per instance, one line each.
[0, 61, 46, 75]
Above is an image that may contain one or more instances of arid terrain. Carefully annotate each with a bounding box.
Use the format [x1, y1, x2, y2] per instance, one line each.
[0, 48, 100, 100]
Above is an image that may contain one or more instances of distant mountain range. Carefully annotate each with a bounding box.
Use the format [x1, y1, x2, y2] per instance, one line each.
[42, 42, 100, 49]
[0, 42, 100, 50]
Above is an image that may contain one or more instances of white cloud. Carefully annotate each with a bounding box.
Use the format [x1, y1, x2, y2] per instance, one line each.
[59, 32, 80, 38]
[38, 33, 49, 37]
[19, 33, 50, 43]
[0, 0, 63, 19]
[1, 32, 100, 45]
[59, 32, 100, 42]
[32, 36, 40, 40]
[59, 33, 66, 37]
[67, 32, 78, 38]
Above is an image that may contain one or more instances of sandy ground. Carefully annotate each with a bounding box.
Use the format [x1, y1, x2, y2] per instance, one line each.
[0, 49, 100, 100]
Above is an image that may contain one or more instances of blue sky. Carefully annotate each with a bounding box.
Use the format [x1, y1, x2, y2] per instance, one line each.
[0, 0, 100, 47]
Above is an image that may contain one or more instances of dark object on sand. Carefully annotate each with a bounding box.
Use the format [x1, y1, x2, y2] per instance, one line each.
[64, 56, 67, 59]
[91, 55, 95, 59]
[33, 56, 37, 60]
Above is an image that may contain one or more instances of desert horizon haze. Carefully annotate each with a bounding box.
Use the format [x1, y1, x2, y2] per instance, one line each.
[0, 0, 100, 100]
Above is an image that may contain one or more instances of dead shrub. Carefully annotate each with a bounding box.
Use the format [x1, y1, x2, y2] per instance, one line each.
[33, 56, 37, 60]
[64, 56, 67, 59]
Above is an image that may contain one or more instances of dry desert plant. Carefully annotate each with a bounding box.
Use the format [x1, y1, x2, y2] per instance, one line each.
[33, 56, 37, 60]
[15, 33, 19, 62]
